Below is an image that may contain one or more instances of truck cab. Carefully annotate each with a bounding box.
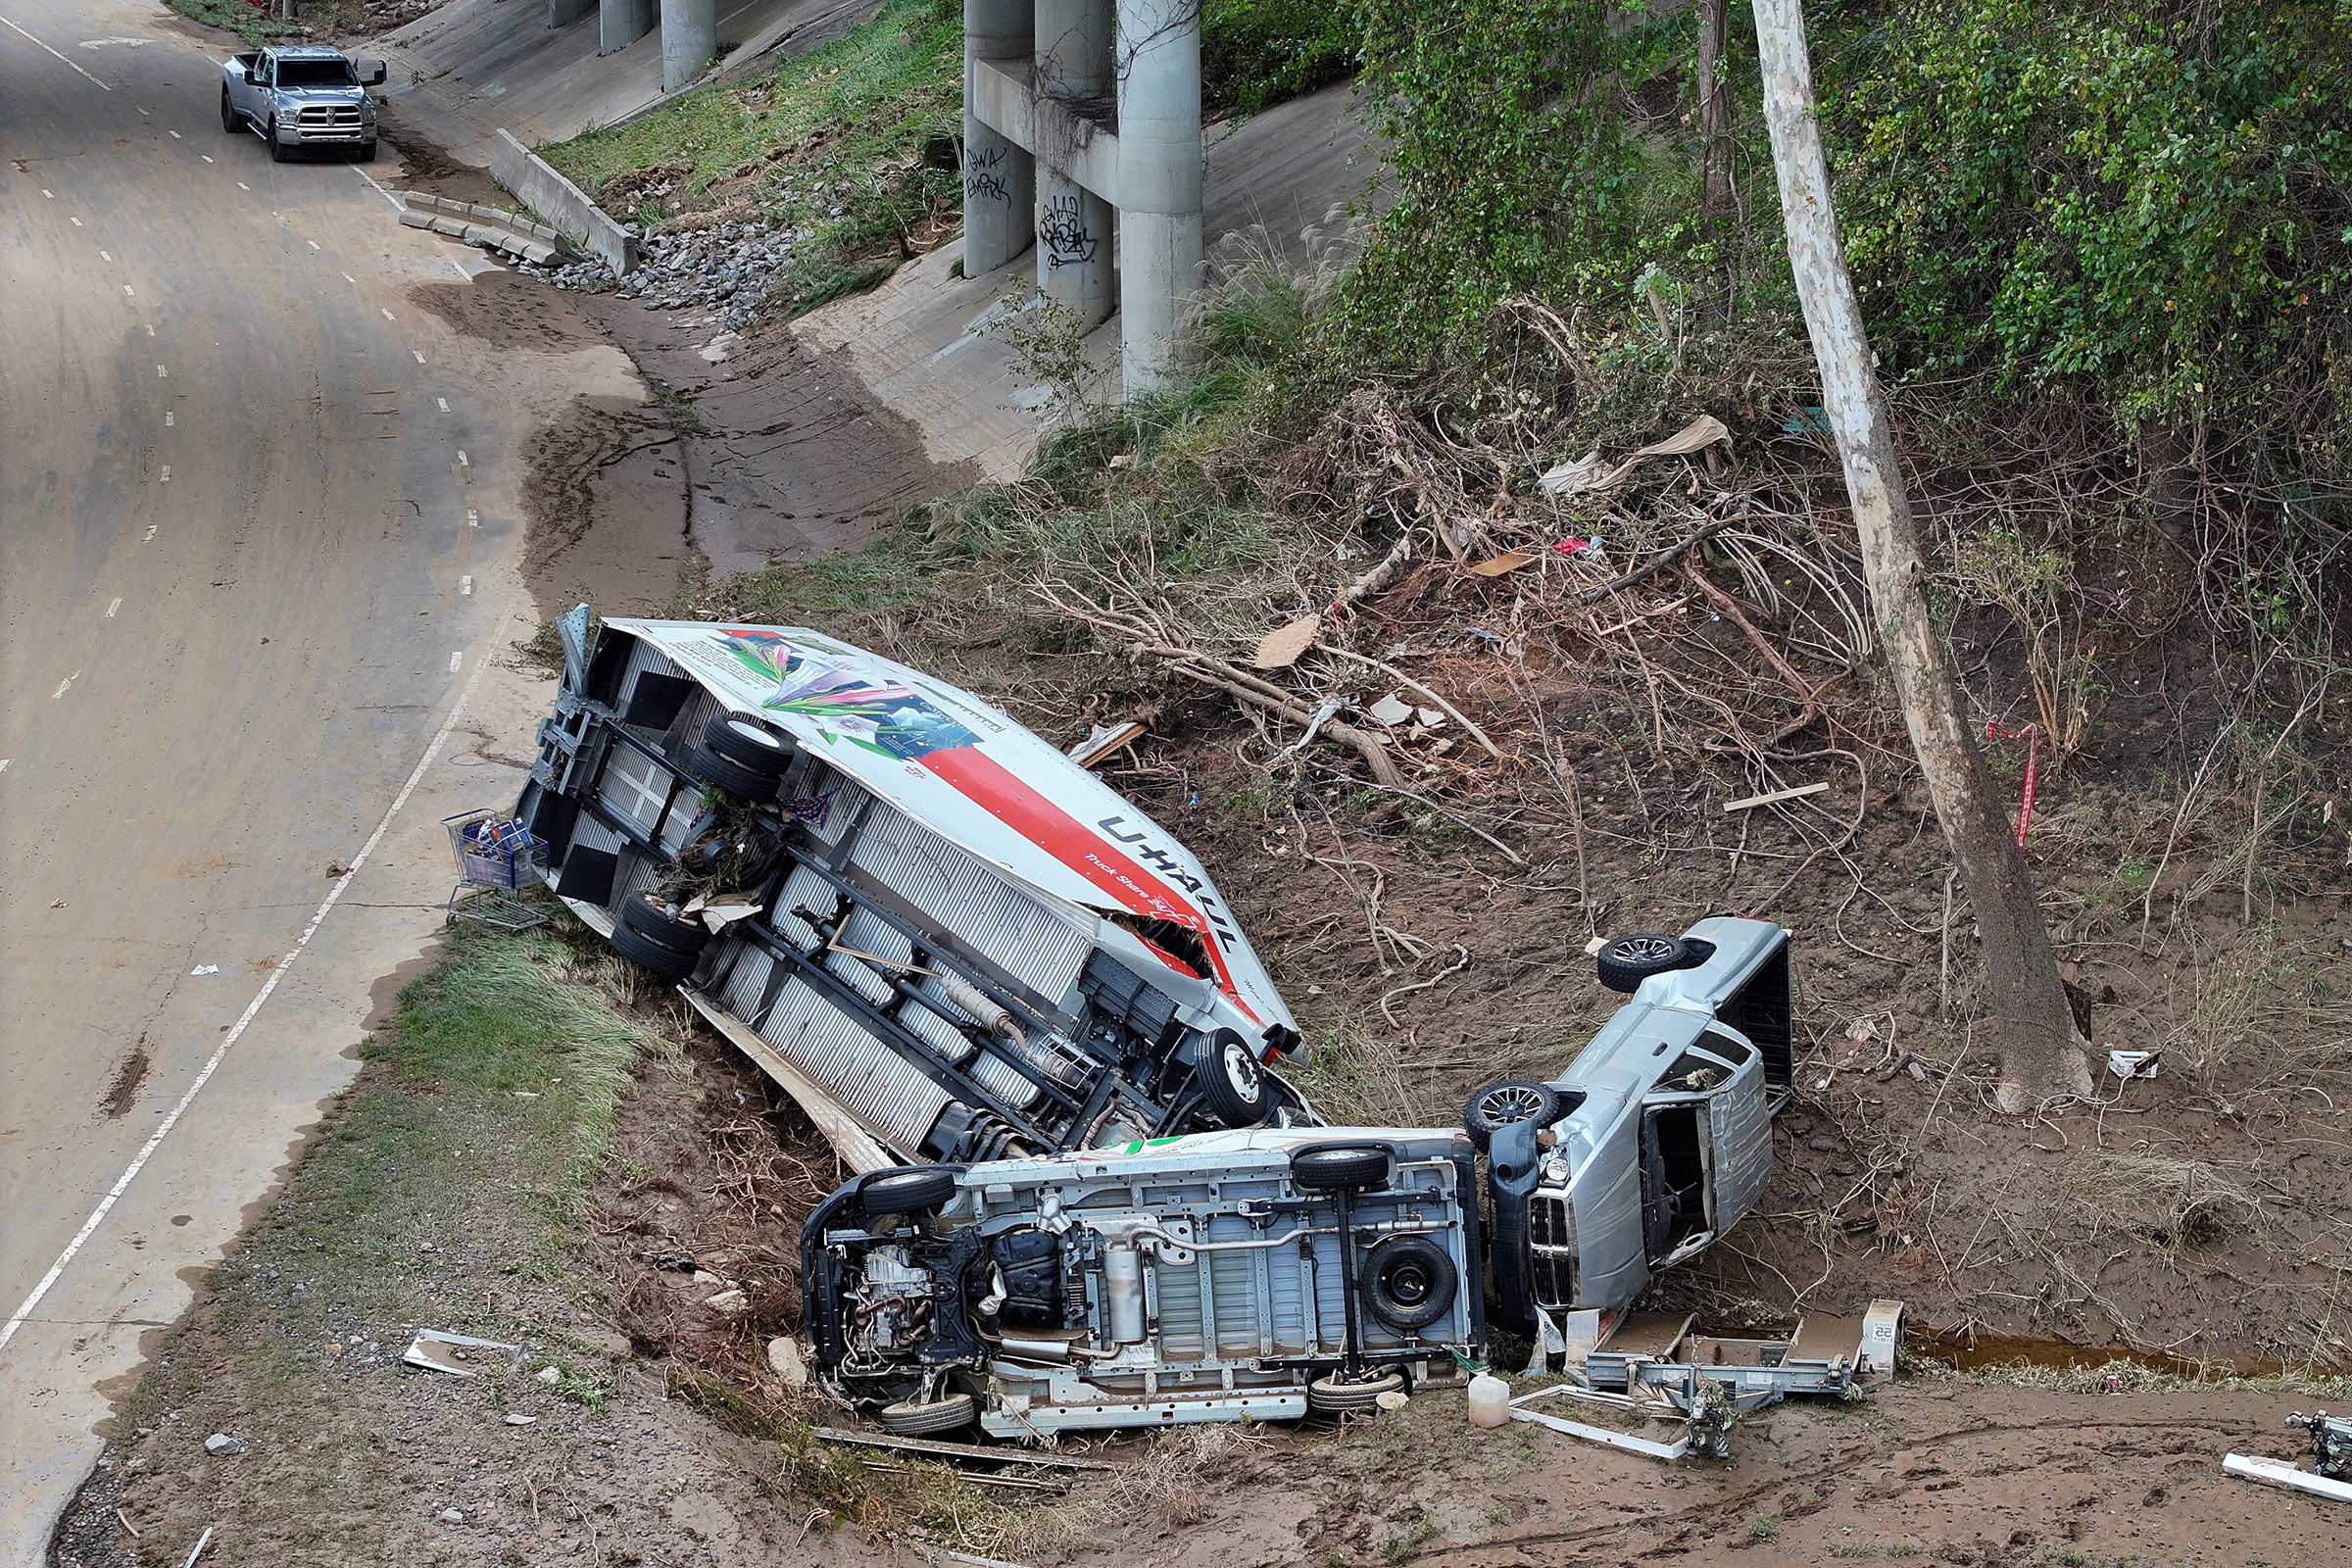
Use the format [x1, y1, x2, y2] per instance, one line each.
[220, 46, 384, 164]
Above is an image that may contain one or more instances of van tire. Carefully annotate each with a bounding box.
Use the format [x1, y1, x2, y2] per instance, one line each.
[686, 741, 781, 802]
[1361, 1236, 1458, 1331]
[857, 1165, 961, 1220]
[618, 892, 710, 955]
[1595, 933, 1692, 993]
[1463, 1080, 1566, 1151]
[611, 917, 700, 979]
[879, 1393, 976, 1435]
[1194, 1029, 1270, 1128]
[703, 713, 795, 774]
[1289, 1145, 1389, 1192]
[1306, 1369, 1405, 1415]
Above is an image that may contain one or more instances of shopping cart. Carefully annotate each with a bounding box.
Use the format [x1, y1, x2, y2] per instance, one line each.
[444, 808, 548, 930]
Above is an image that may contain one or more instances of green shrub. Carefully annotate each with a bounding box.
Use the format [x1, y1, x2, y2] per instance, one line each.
[1201, 0, 1362, 115]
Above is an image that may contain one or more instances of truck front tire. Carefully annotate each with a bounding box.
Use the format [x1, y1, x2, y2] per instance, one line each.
[267, 119, 291, 163]
[357, 140, 377, 164]
[220, 91, 240, 134]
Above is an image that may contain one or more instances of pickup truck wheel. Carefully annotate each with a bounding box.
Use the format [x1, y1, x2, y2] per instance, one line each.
[879, 1393, 976, 1435]
[1194, 1028, 1270, 1128]
[1305, 1369, 1405, 1416]
[356, 140, 378, 164]
[1289, 1144, 1390, 1192]
[1463, 1080, 1566, 1152]
[856, 1165, 962, 1220]
[266, 119, 292, 163]
[1361, 1236, 1459, 1331]
[609, 917, 700, 980]
[1595, 932, 1692, 993]
[220, 91, 240, 134]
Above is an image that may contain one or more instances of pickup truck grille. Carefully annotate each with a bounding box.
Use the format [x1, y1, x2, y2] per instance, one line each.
[1529, 1191, 1577, 1310]
[295, 106, 362, 129]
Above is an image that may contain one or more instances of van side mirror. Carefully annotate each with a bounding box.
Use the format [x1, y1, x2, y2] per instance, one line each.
[364, 62, 387, 85]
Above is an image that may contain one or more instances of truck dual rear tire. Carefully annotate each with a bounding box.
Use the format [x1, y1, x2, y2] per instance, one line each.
[220, 91, 240, 134]
[610, 917, 699, 979]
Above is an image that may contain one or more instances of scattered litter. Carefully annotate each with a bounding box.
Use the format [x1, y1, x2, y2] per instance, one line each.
[189, 965, 219, 976]
[1373, 1389, 1411, 1412]
[703, 1288, 749, 1314]
[1253, 612, 1323, 669]
[438, 1507, 466, 1523]
[767, 1336, 808, 1387]
[402, 1329, 516, 1377]
[1065, 719, 1147, 768]
[2108, 1050, 2160, 1080]
[502, 1413, 537, 1426]
[1107, 453, 1136, 470]
[691, 1268, 726, 1287]
[1468, 549, 1537, 576]
[1539, 415, 1732, 496]
[1723, 781, 1830, 812]
[1551, 535, 1602, 563]
[201, 1434, 245, 1457]
[50, 899, 66, 908]
[181, 1524, 215, 1568]
[644, 1250, 700, 1272]
[1843, 1015, 1880, 1043]
[696, 900, 763, 932]
[1783, 405, 1833, 435]
[535, 1365, 564, 1385]
[1365, 693, 1416, 726]
[1581, 935, 1608, 956]
[512, 1090, 540, 1099]
[114, 1506, 140, 1539]
[2224, 1443, 2352, 1503]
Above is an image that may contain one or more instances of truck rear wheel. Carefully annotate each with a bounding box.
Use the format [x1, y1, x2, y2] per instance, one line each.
[220, 90, 240, 134]
[267, 119, 291, 163]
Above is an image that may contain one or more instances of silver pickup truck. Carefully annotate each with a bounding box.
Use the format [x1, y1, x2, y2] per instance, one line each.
[220, 45, 384, 164]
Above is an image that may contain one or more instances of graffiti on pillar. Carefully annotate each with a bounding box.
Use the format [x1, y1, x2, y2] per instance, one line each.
[1039, 193, 1098, 270]
[965, 145, 1010, 205]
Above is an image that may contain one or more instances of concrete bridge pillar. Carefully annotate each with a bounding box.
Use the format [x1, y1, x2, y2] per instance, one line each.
[1112, 0, 1202, 391]
[1032, 0, 1115, 332]
[962, 0, 1036, 274]
[549, 0, 595, 27]
[662, 0, 716, 90]
[598, 0, 655, 56]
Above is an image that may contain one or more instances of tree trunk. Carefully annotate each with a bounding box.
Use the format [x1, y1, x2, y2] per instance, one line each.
[1752, 0, 2089, 1112]
[1695, 0, 1735, 223]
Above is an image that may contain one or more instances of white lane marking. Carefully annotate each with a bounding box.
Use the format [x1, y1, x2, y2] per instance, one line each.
[50, 671, 78, 700]
[466, 509, 478, 527]
[0, 18, 111, 89]
[41, 189, 53, 198]
[141, 525, 156, 541]
[0, 760, 9, 773]
[159, 466, 170, 483]
[447, 652, 462, 672]
[122, 285, 133, 296]
[341, 272, 356, 283]
[459, 575, 472, 596]
[351, 165, 403, 214]
[105, 597, 121, 618]
[189, 964, 218, 976]
[143, 324, 153, 337]
[98, 249, 110, 260]
[0, 597, 516, 1357]
[436, 398, 449, 413]
[164, 411, 172, 426]
[135, 105, 146, 115]
[380, 309, 395, 321]
[167, 129, 179, 139]
[307, 240, 319, 251]
[156, 365, 166, 378]
[200, 154, 212, 164]
[449, 260, 468, 280]
[455, 450, 468, 467]
[69, 216, 81, 225]
[412, 351, 424, 364]
[236, 181, 249, 191]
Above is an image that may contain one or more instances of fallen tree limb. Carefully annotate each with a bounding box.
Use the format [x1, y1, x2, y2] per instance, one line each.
[1574, 517, 1739, 606]
[1311, 643, 1507, 761]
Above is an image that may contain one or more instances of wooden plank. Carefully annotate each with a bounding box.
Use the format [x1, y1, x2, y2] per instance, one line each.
[1722, 781, 1830, 812]
[809, 1426, 1128, 1471]
[677, 990, 896, 1173]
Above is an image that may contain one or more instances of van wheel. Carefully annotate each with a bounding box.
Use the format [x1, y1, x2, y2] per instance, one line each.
[686, 741, 782, 802]
[1305, 1370, 1405, 1415]
[220, 91, 241, 134]
[1463, 1080, 1566, 1151]
[1289, 1144, 1389, 1192]
[879, 1393, 976, 1435]
[1595, 933, 1691, 993]
[1194, 1029, 1270, 1128]
[1361, 1235, 1458, 1331]
[618, 891, 710, 955]
[610, 917, 699, 979]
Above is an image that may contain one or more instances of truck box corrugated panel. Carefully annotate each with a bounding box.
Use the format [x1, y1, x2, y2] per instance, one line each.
[848, 803, 1089, 1004]
[617, 639, 685, 712]
[791, 760, 867, 849]
[758, 980, 952, 1155]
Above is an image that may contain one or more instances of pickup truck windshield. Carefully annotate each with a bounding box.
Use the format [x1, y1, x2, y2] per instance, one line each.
[275, 60, 356, 87]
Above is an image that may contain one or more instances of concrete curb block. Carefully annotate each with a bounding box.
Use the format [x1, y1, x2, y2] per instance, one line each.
[396, 191, 580, 269]
[395, 191, 576, 254]
[487, 129, 637, 275]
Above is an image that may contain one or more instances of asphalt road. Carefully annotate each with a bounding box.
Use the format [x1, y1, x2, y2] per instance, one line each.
[0, 2, 608, 1552]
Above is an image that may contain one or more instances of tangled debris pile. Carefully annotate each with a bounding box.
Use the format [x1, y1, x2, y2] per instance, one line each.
[517, 219, 806, 330]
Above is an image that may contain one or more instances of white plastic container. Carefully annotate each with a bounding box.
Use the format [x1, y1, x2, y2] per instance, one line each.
[1466, 1373, 1512, 1428]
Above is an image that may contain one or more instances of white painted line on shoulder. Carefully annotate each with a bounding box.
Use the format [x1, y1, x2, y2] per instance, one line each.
[437, 398, 449, 413]
[69, 216, 81, 226]
[50, 671, 78, 701]
[159, 466, 170, 483]
[351, 165, 404, 214]
[307, 240, 319, 251]
[0, 592, 517, 1358]
[167, 129, 179, 139]
[455, 450, 468, 466]
[236, 181, 249, 191]
[41, 189, 53, 198]
[135, 106, 146, 116]
[164, 411, 172, 425]
[122, 285, 133, 296]
[459, 575, 472, 596]
[141, 525, 157, 541]
[98, 249, 110, 260]
[342, 272, 356, 283]
[106, 597, 122, 618]
[0, 17, 110, 88]
[156, 365, 166, 378]
[380, 308, 396, 321]
[200, 154, 213, 163]
[466, 509, 479, 527]
[450, 260, 468, 280]
[448, 651, 463, 672]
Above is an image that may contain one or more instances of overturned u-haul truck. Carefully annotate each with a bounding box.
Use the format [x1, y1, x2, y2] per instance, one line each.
[513, 614, 1312, 1168]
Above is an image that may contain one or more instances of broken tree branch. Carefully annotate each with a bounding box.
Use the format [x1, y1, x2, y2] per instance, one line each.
[1312, 643, 1507, 761]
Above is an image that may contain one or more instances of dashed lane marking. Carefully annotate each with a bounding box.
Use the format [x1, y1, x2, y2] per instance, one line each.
[380, 308, 395, 321]
[167, 129, 178, 138]
[159, 465, 170, 483]
[98, 249, 110, 260]
[164, 412, 172, 425]
[413, 351, 424, 364]
[236, 181, 249, 191]
[466, 509, 478, 528]
[448, 651, 463, 672]
[105, 598, 121, 618]
[69, 216, 80, 225]
[0, 760, 9, 774]
[156, 365, 165, 377]
[459, 575, 472, 596]
[437, 398, 449, 413]
[41, 189, 53, 198]
[455, 450, 468, 467]
[0, 18, 111, 89]
[50, 671, 78, 701]
[200, 154, 213, 163]
[0, 593, 518, 1358]
[122, 285, 133, 296]
[341, 272, 355, 283]
[141, 525, 156, 542]
[307, 240, 319, 251]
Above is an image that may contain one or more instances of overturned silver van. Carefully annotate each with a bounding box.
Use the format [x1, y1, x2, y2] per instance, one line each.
[803, 1127, 1484, 1437]
[1466, 918, 1795, 1334]
[513, 613, 1311, 1167]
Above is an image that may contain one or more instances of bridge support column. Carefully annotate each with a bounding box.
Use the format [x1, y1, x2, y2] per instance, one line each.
[961, 0, 1035, 274]
[548, 0, 595, 27]
[1032, 0, 1115, 332]
[598, 0, 655, 56]
[662, 0, 716, 91]
[1112, 0, 1202, 391]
